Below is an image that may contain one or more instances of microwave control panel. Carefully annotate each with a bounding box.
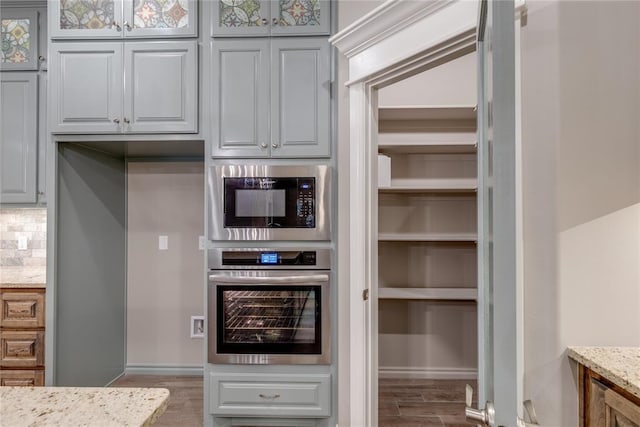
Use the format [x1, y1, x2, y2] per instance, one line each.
[296, 178, 315, 227]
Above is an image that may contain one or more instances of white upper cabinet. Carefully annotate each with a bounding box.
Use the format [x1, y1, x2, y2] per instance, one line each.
[211, 0, 329, 37]
[1, 9, 40, 70]
[49, 0, 197, 39]
[50, 41, 198, 134]
[1, 73, 38, 203]
[211, 37, 330, 158]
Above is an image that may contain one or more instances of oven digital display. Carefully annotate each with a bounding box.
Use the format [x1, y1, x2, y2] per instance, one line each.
[260, 253, 278, 264]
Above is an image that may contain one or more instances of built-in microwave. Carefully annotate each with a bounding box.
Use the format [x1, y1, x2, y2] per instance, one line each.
[208, 165, 331, 241]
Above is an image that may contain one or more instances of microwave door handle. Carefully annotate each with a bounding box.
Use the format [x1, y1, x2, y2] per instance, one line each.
[208, 274, 329, 284]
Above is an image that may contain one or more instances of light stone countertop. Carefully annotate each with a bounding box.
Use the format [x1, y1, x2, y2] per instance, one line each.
[0, 266, 46, 287]
[0, 386, 169, 426]
[568, 346, 640, 399]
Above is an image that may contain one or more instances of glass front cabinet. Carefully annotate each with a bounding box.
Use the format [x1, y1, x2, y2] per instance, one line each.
[49, 0, 197, 39]
[1, 9, 40, 70]
[212, 0, 329, 37]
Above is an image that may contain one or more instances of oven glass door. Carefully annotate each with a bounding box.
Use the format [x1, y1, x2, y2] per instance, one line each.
[208, 272, 330, 364]
[223, 177, 315, 229]
[217, 285, 321, 355]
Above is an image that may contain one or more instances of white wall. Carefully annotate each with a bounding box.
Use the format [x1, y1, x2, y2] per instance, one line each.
[521, 1, 640, 425]
[126, 161, 205, 369]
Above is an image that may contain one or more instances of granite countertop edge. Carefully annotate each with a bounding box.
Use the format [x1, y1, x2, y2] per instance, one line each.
[0, 386, 170, 426]
[0, 282, 46, 288]
[568, 346, 640, 399]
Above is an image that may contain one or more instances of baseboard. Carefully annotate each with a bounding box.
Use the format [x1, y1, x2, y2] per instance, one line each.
[125, 364, 204, 376]
[378, 366, 477, 380]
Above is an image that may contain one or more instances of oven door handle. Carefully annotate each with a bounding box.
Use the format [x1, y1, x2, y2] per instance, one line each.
[208, 274, 329, 284]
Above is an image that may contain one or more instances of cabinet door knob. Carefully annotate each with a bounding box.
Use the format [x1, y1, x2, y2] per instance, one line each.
[272, 17, 279, 26]
[38, 55, 45, 62]
[260, 142, 268, 149]
[124, 21, 131, 31]
[113, 118, 120, 124]
[262, 18, 268, 26]
[123, 118, 130, 124]
[272, 143, 279, 149]
[112, 21, 121, 31]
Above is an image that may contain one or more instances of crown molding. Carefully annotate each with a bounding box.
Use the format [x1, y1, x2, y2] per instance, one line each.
[330, 0, 456, 58]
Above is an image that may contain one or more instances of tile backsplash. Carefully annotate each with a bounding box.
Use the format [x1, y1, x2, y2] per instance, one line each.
[0, 208, 47, 268]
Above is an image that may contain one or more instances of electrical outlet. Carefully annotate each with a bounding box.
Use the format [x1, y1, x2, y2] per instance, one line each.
[17, 236, 28, 251]
[198, 235, 205, 251]
[158, 235, 168, 250]
[190, 316, 204, 338]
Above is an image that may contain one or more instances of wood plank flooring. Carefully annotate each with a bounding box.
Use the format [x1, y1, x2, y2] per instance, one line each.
[111, 375, 475, 427]
[379, 378, 477, 427]
[111, 375, 204, 426]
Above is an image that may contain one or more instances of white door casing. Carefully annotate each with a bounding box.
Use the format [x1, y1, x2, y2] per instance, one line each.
[330, 0, 523, 425]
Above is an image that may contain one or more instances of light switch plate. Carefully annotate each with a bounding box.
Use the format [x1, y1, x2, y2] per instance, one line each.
[198, 236, 205, 250]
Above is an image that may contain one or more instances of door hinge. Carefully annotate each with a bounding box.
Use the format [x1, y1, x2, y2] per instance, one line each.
[362, 289, 369, 301]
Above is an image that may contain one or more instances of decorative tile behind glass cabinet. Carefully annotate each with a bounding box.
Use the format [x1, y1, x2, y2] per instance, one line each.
[1, 19, 31, 64]
[277, 0, 321, 28]
[212, 0, 328, 37]
[1, 10, 38, 70]
[134, 0, 189, 29]
[59, 0, 115, 30]
[218, 0, 265, 28]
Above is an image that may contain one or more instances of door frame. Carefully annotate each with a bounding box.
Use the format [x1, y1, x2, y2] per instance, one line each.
[330, 1, 484, 425]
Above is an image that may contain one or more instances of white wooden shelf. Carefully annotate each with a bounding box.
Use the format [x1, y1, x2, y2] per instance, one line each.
[378, 287, 477, 301]
[379, 178, 477, 193]
[378, 105, 477, 121]
[378, 141, 477, 154]
[378, 232, 477, 242]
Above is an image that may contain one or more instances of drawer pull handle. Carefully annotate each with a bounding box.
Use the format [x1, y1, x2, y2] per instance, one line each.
[259, 393, 280, 400]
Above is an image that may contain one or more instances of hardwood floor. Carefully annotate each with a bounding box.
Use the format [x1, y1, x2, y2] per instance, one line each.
[111, 375, 204, 426]
[111, 375, 475, 427]
[378, 378, 477, 427]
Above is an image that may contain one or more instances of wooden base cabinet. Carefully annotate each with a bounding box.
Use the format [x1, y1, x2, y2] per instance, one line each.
[580, 365, 640, 427]
[0, 288, 45, 386]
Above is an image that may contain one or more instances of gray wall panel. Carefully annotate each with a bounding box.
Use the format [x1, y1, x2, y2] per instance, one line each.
[56, 144, 126, 386]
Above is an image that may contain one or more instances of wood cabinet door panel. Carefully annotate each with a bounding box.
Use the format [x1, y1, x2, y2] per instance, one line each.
[0, 330, 45, 367]
[0, 369, 44, 386]
[605, 389, 640, 427]
[0, 290, 45, 328]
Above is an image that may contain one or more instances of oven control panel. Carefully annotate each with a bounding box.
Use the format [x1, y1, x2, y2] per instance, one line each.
[222, 250, 317, 266]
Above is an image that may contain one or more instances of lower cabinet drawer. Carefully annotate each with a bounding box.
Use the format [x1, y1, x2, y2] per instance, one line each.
[210, 372, 331, 417]
[0, 330, 45, 367]
[0, 369, 44, 386]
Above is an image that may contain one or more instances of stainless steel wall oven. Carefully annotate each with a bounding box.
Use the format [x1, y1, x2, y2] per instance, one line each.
[208, 248, 331, 364]
[208, 165, 331, 241]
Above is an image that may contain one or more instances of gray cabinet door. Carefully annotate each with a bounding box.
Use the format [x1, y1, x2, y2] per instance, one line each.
[211, 0, 329, 37]
[50, 42, 123, 133]
[0, 73, 38, 203]
[1, 9, 39, 70]
[124, 41, 197, 133]
[211, 39, 270, 157]
[271, 38, 330, 158]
